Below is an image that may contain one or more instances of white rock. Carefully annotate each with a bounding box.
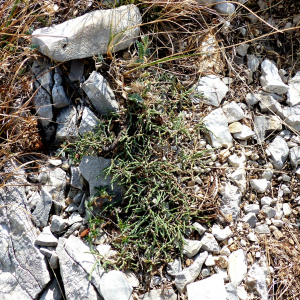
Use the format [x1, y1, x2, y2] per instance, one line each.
[237, 285, 248, 300]
[35, 226, 58, 247]
[244, 204, 259, 215]
[220, 246, 231, 257]
[259, 95, 281, 113]
[236, 44, 249, 57]
[261, 169, 273, 181]
[187, 274, 226, 300]
[260, 196, 273, 206]
[287, 72, 300, 106]
[167, 258, 182, 277]
[138, 288, 177, 300]
[255, 224, 270, 234]
[289, 146, 300, 168]
[31, 5, 141, 61]
[78, 107, 100, 134]
[250, 178, 268, 193]
[203, 108, 233, 148]
[233, 125, 255, 140]
[278, 105, 300, 132]
[228, 249, 247, 286]
[215, 3, 236, 15]
[212, 225, 233, 241]
[205, 254, 216, 267]
[50, 215, 68, 233]
[272, 219, 284, 227]
[82, 71, 119, 115]
[247, 232, 258, 242]
[192, 75, 228, 107]
[225, 283, 239, 300]
[200, 233, 220, 254]
[245, 93, 260, 106]
[282, 203, 292, 216]
[228, 154, 246, 167]
[123, 270, 139, 288]
[183, 238, 202, 258]
[175, 251, 208, 293]
[267, 136, 289, 169]
[247, 55, 260, 72]
[222, 102, 244, 123]
[260, 59, 289, 94]
[193, 222, 206, 235]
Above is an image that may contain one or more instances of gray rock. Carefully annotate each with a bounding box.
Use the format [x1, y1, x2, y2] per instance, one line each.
[65, 203, 78, 213]
[255, 224, 270, 234]
[261, 169, 273, 181]
[79, 155, 123, 199]
[30, 187, 52, 228]
[100, 270, 133, 300]
[71, 166, 84, 190]
[55, 106, 78, 143]
[186, 274, 226, 300]
[267, 136, 289, 169]
[139, 288, 177, 300]
[201, 267, 211, 277]
[63, 222, 82, 239]
[228, 249, 247, 286]
[183, 239, 202, 258]
[52, 85, 70, 108]
[245, 93, 260, 106]
[73, 192, 84, 204]
[250, 179, 269, 193]
[247, 232, 258, 242]
[31, 59, 53, 127]
[243, 213, 257, 228]
[236, 44, 249, 57]
[225, 283, 239, 300]
[167, 258, 182, 277]
[272, 219, 284, 228]
[78, 194, 87, 214]
[261, 205, 276, 218]
[56, 238, 101, 300]
[289, 146, 300, 168]
[35, 226, 58, 247]
[175, 251, 208, 293]
[222, 102, 244, 123]
[203, 108, 233, 148]
[32, 5, 141, 62]
[39, 279, 63, 300]
[212, 225, 233, 241]
[259, 95, 281, 113]
[215, 2, 236, 15]
[0, 179, 51, 299]
[78, 107, 100, 134]
[82, 71, 119, 115]
[200, 233, 220, 254]
[260, 59, 289, 94]
[233, 125, 255, 140]
[247, 55, 260, 72]
[192, 75, 228, 107]
[244, 204, 260, 215]
[254, 115, 266, 143]
[277, 105, 300, 131]
[287, 71, 300, 106]
[40, 247, 55, 258]
[68, 212, 83, 225]
[69, 59, 85, 82]
[283, 203, 292, 216]
[246, 261, 268, 300]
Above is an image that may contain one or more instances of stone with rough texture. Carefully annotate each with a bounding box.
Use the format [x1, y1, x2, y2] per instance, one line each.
[32, 5, 141, 62]
[261, 205, 276, 218]
[260, 59, 289, 94]
[243, 213, 257, 228]
[78, 107, 100, 134]
[167, 258, 182, 277]
[229, 122, 243, 133]
[139, 288, 177, 300]
[203, 108, 233, 148]
[52, 70, 70, 108]
[225, 283, 239, 300]
[55, 106, 78, 143]
[255, 224, 270, 234]
[192, 75, 228, 107]
[287, 71, 300, 106]
[233, 125, 255, 140]
[0, 174, 51, 300]
[278, 105, 300, 131]
[187, 274, 226, 300]
[289, 146, 300, 168]
[250, 179, 268, 193]
[236, 44, 249, 57]
[69, 59, 84, 82]
[183, 238, 202, 258]
[35, 226, 58, 247]
[244, 204, 259, 215]
[245, 93, 260, 106]
[200, 233, 220, 253]
[82, 71, 119, 115]
[70, 166, 84, 190]
[50, 215, 68, 233]
[215, 2, 236, 15]
[39, 279, 63, 300]
[222, 102, 244, 123]
[79, 155, 123, 199]
[283, 203, 292, 216]
[175, 251, 208, 293]
[259, 95, 281, 113]
[212, 225, 233, 241]
[267, 136, 289, 169]
[193, 222, 206, 235]
[228, 249, 247, 286]
[247, 54, 260, 72]
[31, 59, 53, 127]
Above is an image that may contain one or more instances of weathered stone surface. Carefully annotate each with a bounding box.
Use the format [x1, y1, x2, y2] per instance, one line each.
[260, 59, 289, 94]
[79, 155, 123, 199]
[78, 107, 100, 134]
[200, 233, 220, 254]
[192, 75, 228, 107]
[222, 102, 244, 123]
[183, 238, 202, 258]
[215, 2, 236, 15]
[225, 283, 239, 300]
[277, 105, 300, 131]
[244, 204, 260, 215]
[167, 258, 182, 277]
[289, 146, 300, 168]
[193, 222, 206, 235]
[32, 5, 141, 62]
[255, 224, 270, 234]
[39, 279, 63, 300]
[259, 95, 281, 113]
[247, 54, 260, 72]
[31, 59, 53, 127]
[175, 251, 208, 293]
[261, 205, 276, 218]
[55, 106, 78, 143]
[187, 274, 226, 300]
[203, 108, 233, 148]
[50, 215, 68, 233]
[228, 249, 247, 286]
[233, 125, 255, 140]
[70, 166, 84, 190]
[212, 225, 233, 241]
[56, 238, 101, 300]
[236, 44, 249, 57]
[139, 288, 177, 300]
[229, 122, 243, 134]
[52, 69, 70, 108]
[245, 93, 260, 106]
[250, 179, 269, 193]
[35, 226, 58, 247]
[82, 71, 119, 115]
[267, 136, 289, 169]
[69, 59, 85, 82]
[287, 71, 300, 106]
[0, 169, 51, 299]
[242, 213, 257, 228]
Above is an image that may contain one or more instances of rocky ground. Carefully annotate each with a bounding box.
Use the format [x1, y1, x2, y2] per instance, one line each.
[1, 0, 300, 300]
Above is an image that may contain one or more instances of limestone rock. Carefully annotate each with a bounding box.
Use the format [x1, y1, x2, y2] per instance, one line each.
[222, 102, 244, 123]
[35, 226, 58, 247]
[215, 2, 236, 15]
[78, 107, 100, 134]
[139, 288, 177, 300]
[200, 233, 220, 254]
[183, 238, 202, 258]
[32, 5, 141, 61]
[228, 249, 247, 286]
[287, 71, 300, 106]
[250, 179, 269, 193]
[267, 136, 289, 169]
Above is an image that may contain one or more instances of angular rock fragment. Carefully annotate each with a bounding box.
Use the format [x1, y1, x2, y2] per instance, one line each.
[35, 226, 58, 247]
[267, 136, 289, 169]
[32, 5, 141, 61]
[247, 54, 260, 72]
[228, 249, 247, 286]
[200, 233, 220, 254]
[222, 102, 244, 123]
[233, 125, 255, 140]
[203, 108, 233, 148]
[183, 238, 202, 258]
[289, 146, 300, 168]
[192, 75, 228, 107]
[82, 71, 119, 115]
[139, 288, 177, 300]
[78, 107, 100, 134]
[250, 179, 269, 193]
[287, 71, 300, 106]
